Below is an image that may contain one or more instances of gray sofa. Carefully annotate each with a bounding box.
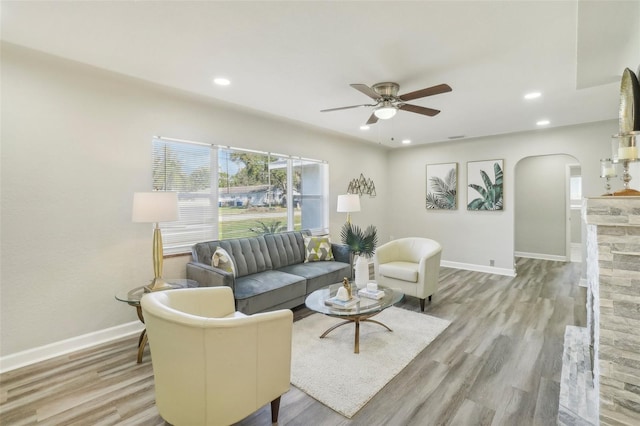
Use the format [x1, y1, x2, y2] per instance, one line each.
[186, 230, 352, 314]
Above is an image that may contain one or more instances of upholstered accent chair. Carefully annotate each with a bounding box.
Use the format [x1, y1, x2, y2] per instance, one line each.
[141, 286, 293, 425]
[374, 238, 442, 311]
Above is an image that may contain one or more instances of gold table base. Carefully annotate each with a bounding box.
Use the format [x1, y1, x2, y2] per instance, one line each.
[319, 311, 393, 354]
[135, 305, 148, 364]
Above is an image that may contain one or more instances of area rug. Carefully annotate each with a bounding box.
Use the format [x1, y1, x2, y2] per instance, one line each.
[290, 307, 451, 418]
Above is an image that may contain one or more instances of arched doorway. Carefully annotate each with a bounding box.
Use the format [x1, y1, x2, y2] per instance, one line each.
[514, 154, 581, 262]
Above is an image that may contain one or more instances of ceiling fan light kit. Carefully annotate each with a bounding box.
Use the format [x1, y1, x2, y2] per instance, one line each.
[374, 102, 397, 120]
[321, 81, 452, 126]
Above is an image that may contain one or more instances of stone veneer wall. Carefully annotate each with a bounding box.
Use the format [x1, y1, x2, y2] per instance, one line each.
[585, 196, 640, 425]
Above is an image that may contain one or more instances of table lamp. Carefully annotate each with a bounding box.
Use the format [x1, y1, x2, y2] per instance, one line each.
[132, 191, 178, 292]
[337, 194, 360, 224]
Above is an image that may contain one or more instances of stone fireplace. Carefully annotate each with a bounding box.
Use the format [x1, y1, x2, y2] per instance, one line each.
[583, 196, 640, 425]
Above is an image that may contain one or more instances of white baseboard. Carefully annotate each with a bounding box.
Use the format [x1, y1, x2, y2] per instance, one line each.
[0, 321, 144, 373]
[515, 251, 569, 262]
[441, 260, 516, 277]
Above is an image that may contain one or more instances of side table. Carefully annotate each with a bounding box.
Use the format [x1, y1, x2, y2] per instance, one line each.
[115, 278, 198, 363]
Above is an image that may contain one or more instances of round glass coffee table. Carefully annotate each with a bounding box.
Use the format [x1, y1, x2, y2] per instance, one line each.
[305, 282, 403, 354]
[115, 278, 198, 363]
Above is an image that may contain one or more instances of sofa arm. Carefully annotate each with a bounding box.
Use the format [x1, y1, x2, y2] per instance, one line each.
[186, 262, 235, 291]
[331, 243, 351, 264]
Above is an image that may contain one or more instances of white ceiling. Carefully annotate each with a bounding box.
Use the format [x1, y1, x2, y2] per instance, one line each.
[2, 1, 638, 148]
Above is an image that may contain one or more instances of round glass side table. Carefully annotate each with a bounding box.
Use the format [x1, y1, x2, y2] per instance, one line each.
[115, 278, 198, 363]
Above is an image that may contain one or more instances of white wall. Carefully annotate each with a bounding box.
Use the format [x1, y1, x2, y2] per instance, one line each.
[386, 119, 617, 274]
[514, 154, 578, 258]
[0, 41, 622, 363]
[0, 43, 389, 357]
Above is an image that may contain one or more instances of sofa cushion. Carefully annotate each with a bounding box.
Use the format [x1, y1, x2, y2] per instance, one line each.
[278, 261, 351, 294]
[234, 270, 306, 314]
[264, 231, 307, 269]
[379, 261, 419, 283]
[211, 247, 236, 276]
[304, 235, 334, 262]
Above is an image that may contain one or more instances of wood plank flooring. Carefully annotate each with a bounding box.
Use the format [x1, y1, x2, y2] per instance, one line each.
[0, 258, 586, 425]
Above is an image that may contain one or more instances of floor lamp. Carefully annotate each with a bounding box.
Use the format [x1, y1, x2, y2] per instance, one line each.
[337, 194, 360, 224]
[132, 192, 178, 292]
[337, 193, 362, 283]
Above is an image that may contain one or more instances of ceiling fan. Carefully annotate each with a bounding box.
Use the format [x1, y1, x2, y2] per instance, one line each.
[321, 82, 452, 125]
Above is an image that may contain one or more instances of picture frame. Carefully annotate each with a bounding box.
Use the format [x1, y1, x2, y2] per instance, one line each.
[467, 159, 503, 211]
[426, 162, 457, 210]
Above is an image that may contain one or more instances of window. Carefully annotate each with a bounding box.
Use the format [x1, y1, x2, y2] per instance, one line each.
[569, 165, 582, 209]
[152, 137, 328, 254]
[570, 176, 582, 203]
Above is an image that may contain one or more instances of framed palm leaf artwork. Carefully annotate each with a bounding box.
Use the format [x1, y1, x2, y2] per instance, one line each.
[426, 162, 457, 210]
[467, 159, 503, 211]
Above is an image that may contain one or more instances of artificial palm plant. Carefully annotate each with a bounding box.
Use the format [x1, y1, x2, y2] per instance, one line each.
[341, 221, 378, 287]
[340, 222, 378, 258]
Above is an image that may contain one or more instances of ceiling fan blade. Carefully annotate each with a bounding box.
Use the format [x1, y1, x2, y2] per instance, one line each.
[320, 104, 373, 112]
[350, 84, 381, 100]
[366, 113, 379, 125]
[398, 83, 452, 101]
[399, 104, 441, 116]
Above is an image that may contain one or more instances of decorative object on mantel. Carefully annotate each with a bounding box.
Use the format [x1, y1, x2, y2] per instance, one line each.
[611, 132, 640, 196]
[599, 158, 617, 195]
[132, 191, 179, 292]
[619, 68, 640, 134]
[609, 67, 640, 196]
[347, 173, 376, 197]
[340, 222, 378, 289]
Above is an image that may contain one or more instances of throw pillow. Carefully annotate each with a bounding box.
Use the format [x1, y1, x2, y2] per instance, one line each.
[304, 235, 334, 262]
[211, 247, 236, 277]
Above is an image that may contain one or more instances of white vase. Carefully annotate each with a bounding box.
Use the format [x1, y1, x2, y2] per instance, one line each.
[354, 255, 369, 289]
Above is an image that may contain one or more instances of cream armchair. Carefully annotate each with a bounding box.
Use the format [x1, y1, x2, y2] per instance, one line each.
[141, 286, 293, 426]
[374, 238, 442, 311]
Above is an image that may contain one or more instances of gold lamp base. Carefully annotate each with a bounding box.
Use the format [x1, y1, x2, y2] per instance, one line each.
[144, 277, 173, 293]
[143, 225, 173, 292]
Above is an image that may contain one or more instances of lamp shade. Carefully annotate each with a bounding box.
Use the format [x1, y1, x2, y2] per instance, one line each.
[337, 194, 361, 213]
[132, 192, 178, 223]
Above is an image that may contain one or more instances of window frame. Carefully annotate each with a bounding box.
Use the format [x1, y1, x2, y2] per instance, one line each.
[152, 136, 328, 254]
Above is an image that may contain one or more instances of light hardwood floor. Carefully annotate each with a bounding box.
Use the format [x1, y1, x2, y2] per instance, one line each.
[0, 258, 586, 425]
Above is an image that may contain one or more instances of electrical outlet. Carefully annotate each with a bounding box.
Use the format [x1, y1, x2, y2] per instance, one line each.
[490, 259, 495, 267]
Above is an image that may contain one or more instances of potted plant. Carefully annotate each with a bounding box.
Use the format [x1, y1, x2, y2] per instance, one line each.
[340, 222, 378, 288]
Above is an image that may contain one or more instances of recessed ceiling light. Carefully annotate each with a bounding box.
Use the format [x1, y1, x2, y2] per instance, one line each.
[524, 92, 541, 100]
[536, 119, 550, 126]
[213, 77, 230, 86]
[402, 139, 411, 145]
[360, 125, 370, 130]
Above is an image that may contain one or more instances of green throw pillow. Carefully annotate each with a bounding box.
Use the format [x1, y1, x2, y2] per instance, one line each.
[304, 235, 334, 262]
[211, 247, 236, 277]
